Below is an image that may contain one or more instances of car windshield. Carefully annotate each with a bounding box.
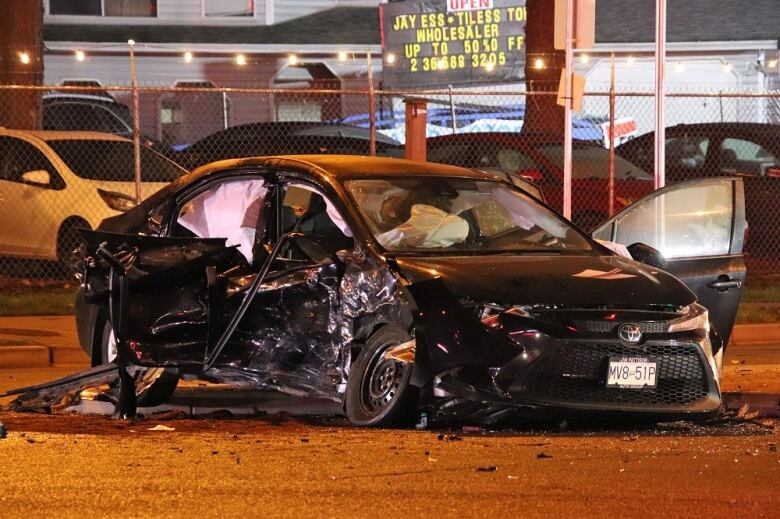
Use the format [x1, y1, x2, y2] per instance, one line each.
[47, 140, 185, 182]
[345, 177, 595, 254]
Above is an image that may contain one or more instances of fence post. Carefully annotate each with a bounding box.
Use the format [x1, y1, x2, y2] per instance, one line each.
[367, 51, 376, 157]
[222, 90, 229, 129]
[608, 52, 616, 217]
[448, 84, 457, 132]
[128, 39, 142, 204]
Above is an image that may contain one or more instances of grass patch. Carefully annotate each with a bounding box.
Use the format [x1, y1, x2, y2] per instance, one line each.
[0, 288, 76, 316]
[741, 276, 780, 303]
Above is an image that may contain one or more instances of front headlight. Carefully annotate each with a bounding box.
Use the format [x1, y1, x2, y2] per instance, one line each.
[667, 303, 710, 334]
[97, 188, 137, 212]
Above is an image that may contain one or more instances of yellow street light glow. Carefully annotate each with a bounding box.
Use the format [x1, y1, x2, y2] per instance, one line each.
[579, 53, 589, 64]
[534, 58, 544, 69]
[183, 51, 193, 63]
[19, 52, 30, 65]
[484, 61, 495, 72]
[386, 52, 396, 65]
[338, 50, 348, 62]
[127, 39, 135, 46]
[75, 50, 86, 62]
[723, 63, 732, 73]
[288, 54, 299, 66]
[770, 59, 779, 68]
[437, 58, 445, 69]
[627, 55, 636, 66]
[235, 53, 247, 66]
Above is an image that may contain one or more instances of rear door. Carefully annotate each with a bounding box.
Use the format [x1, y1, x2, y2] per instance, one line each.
[593, 178, 746, 346]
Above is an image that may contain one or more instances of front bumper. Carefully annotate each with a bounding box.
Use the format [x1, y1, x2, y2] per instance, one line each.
[427, 338, 721, 423]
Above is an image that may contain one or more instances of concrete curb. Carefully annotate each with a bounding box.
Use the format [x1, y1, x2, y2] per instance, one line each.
[730, 324, 780, 346]
[0, 346, 52, 369]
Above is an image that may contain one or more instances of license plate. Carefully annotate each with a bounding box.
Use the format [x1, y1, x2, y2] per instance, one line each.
[606, 357, 658, 389]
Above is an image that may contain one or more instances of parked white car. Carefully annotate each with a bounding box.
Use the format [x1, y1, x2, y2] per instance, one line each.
[0, 129, 185, 267]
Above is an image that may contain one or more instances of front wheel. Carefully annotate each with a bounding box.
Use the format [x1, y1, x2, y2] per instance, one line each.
[100, 320, 180, 407]
[345, 325, 419, 427]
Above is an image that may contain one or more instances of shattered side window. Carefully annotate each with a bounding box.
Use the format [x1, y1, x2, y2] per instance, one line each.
[281, 184, 354, 254]
[176, 177, 268, 262]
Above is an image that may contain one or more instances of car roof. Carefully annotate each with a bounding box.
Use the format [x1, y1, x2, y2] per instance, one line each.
[42, 93, 121, 104]
[0, 128, 131, 142]
[190, 154, 498, 182]
[189, 121, 401, 147]
[427, 132, 600, 146]
[669, 122, 780, 131]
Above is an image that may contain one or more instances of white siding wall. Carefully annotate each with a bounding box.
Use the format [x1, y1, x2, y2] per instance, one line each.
[272, 0, 337, 24]
[580, 56, 762, 135]
[45, 0, 270, 26]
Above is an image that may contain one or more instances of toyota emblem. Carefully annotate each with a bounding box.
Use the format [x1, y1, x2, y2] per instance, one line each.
[618, 323, 642, 344]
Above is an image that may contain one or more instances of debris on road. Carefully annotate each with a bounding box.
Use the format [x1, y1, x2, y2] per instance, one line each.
[476, 466, 497, 472]
[147, 425, 175, 431]
[437, 433, 462, 441]
[537, 452, 553, 459]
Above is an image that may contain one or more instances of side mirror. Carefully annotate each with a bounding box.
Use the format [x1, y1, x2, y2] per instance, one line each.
[517, 168, 544, 182]
[626, 242, 668, 269]
[21, 170, 50, 185]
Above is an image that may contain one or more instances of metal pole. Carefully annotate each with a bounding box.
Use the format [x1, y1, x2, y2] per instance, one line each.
[128, 39, 142, 204]
[757, 51, 766, 123]
[448, 84, 457, 132]
[654, 0, 666, 189]
[222, 90, 229, 129]
[367, 51, 376, 157]
[563, 0, 574, 220]
[608, 52, 616, 217]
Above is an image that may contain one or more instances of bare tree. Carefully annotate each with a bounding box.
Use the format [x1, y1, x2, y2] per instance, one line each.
[521, 0, 565, 138]
[0, 0, 44, 129]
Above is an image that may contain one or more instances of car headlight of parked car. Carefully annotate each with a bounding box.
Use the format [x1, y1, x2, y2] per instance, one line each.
[97, 188, 138, 212]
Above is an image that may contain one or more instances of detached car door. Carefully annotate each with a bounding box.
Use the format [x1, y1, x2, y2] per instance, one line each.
[593, 178, 746, 347]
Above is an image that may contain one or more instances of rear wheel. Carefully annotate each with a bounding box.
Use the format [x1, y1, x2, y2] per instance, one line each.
[100, 319, 180, 407]
[345, 325, 418, 427]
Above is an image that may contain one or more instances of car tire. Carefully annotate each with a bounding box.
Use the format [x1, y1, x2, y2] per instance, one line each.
[56, 217, 90, 277]
[100, 319, 180, 408]
[345, 325, 419, 427]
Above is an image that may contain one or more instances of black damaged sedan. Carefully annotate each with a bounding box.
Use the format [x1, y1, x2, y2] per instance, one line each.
[72, 155, 747, 426]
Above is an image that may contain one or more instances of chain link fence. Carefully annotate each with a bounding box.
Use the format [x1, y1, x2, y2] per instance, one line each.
[0, 82, 779, 286]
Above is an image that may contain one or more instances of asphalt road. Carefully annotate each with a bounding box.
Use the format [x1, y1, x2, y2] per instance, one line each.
[1, 339, 779, 518]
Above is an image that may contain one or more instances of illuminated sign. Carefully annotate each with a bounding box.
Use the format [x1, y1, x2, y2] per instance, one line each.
[380, 0, 527, 88]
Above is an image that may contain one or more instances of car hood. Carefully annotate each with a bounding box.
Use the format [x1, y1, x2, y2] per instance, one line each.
[394, 254, 695, 307]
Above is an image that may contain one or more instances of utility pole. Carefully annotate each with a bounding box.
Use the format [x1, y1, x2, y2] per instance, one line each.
[0, 0, 44, 129]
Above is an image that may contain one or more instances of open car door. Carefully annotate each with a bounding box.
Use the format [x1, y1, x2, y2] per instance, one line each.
[79, 230, 243, 368]
[593, 177, 746, 347]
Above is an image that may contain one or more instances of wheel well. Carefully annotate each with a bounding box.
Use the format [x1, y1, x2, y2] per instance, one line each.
[56, 216, 91, 261]
[57, 216, 91, 242]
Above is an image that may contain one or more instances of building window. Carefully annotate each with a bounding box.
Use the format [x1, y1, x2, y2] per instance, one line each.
[204, 0, 253, 17]
[49, 0, 156, 17]
[50, 0, 101, 15]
